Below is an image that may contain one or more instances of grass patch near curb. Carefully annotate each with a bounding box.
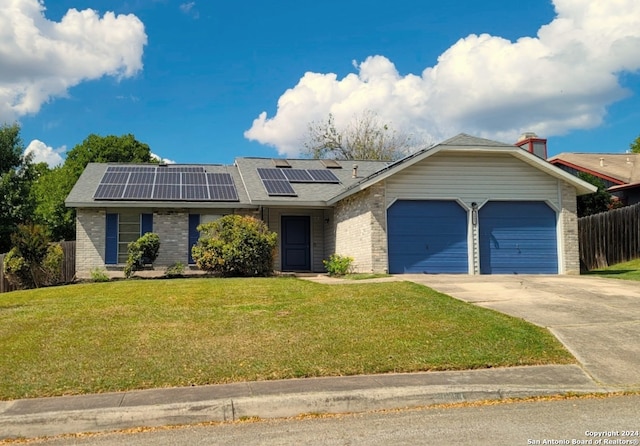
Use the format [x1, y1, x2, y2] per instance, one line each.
[0, 278, 573, 400]
[587, 258, 640, 281]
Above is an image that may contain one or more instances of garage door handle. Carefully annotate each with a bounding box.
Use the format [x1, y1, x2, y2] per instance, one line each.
[425, 244, 429, 250]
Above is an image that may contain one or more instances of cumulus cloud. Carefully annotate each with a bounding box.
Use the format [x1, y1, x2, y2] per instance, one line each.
[0, 0, 147, 122]
[151, 153, 176, 164]
[24, 139, 65, 167]
[245, 0, 640, 156]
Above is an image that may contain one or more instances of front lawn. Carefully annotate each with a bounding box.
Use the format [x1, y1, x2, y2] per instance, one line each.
[0, 277, 573, 400]
[587, 258, 640, 281]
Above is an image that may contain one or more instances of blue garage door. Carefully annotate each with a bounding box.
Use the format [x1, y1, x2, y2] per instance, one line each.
[388, 200, 468, 274]
[479, 201, 557, 274]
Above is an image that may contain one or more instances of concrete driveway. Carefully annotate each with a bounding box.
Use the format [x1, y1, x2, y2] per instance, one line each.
[402, 274, 640, 389]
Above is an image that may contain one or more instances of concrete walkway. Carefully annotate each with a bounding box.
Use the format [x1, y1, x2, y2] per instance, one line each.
[1, 274, 638, 440]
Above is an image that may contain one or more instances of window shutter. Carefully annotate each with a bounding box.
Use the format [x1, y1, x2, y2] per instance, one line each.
[105, 213, 118, 265]
[188, 214, 200, 264]
[141, 213, 153, 235]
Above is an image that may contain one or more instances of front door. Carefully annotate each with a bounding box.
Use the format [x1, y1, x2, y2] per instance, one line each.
[281, 216, 311, 271]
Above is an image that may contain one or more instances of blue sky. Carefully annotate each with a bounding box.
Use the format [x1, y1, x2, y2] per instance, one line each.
[3, 0, 640, 167]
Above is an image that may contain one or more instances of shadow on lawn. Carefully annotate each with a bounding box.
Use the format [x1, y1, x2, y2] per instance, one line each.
[584, 269, 635, 276]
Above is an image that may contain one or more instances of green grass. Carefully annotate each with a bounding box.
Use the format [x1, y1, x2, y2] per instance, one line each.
[587, 258, 640, 281]
[0, 278, 574, 400]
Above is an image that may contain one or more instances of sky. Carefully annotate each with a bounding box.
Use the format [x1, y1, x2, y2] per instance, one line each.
[2, 0, 640, 167]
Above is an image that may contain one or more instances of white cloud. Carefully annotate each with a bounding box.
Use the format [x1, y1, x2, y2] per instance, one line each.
[24, 139, 65, 167]
[0, 0, 147, 122]
[179, 2, 199, 18]
[245, 0, 640, 157]
[151, 153, 176, 164]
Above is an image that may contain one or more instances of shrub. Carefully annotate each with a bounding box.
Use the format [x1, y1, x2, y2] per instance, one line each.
[123, 232, 160, 279]
[323, 254, 354, 276]
[164, 262, 185, 278]
[3, 224, 63, 289]
[191, 215, 277, 277]
[90, 268, 110, 282]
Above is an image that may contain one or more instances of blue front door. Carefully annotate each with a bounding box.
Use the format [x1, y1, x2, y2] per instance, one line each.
[281, 216, 311, 271]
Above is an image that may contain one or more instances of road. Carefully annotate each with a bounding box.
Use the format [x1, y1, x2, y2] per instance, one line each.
[29, 394, 640, 445]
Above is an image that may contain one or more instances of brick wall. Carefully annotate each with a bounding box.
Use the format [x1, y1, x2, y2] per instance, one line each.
[334, 181, 388, 273]
[561, 183, 580, 274]
[154, 210, 189, 266]
[75, 209, 106, 278]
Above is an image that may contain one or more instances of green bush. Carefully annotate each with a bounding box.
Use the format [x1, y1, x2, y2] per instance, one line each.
[191, 215, 277, 277]
[124, 232, 160, 279]
[90, 268, 110, 282]
[323, 254, 354, 276]
[164, 262, 185, 278]
[3, 224, 64, 289]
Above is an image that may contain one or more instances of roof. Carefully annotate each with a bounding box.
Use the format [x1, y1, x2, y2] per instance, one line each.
[65, 134, 597, 209]
[548, 153, 640, 185]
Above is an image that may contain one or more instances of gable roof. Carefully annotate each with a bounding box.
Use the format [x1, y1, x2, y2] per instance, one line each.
[328, 134, 596, 204]
[548, 152, 640, 185]
[66, 134, 597, 209]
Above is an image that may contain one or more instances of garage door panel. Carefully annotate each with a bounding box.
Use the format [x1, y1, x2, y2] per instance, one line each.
[388, 200, 468, 274]
[479, 201, 557, 274]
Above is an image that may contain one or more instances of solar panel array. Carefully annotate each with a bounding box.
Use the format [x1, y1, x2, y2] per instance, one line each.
[257, 167, 340, 197]
[94, 166, 239, 201]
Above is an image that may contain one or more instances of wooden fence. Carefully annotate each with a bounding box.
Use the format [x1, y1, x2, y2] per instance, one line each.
[578, 203, 640, 270]
[0, 241, 76, 294]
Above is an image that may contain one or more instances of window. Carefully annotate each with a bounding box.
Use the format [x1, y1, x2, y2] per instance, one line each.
[105, 213, 153, 264]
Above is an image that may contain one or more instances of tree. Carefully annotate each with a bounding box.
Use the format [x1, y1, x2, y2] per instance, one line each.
[64, 133, 156, 177]
[303, 110, 421, 161]
[33, 133, 156, 241]
[577, 172, 614, 217]
[630, 135, 640, 154]
[0, 123, 37, 253]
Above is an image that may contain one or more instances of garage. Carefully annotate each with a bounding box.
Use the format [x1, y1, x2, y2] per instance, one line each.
[479, 201, 558, 274]
[387, 200, 468, 274]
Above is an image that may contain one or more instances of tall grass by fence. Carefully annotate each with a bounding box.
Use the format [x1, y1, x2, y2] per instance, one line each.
[579, 203, 640, 271]
[0, 241, 76, 293]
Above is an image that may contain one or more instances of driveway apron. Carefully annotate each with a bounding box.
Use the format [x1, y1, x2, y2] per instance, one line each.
[402, 274, 640, 388]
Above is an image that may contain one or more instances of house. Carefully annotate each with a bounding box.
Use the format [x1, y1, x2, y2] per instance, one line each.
[548, 152, 640, 205]
[65, 134, 596, 277]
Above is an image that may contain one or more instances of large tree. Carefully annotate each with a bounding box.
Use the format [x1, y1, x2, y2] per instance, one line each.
[576, 172, 615, 217]
[0, 123, 37, 253]
[33, 134, 156, 241]
[303, 110, 421, 161]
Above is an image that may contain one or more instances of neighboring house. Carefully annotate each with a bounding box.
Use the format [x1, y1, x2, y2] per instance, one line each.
[65, 134, 596, 278]
[548, 153, 640, 205]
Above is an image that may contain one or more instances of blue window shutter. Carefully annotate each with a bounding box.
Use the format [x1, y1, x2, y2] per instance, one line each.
[105, 213, 118, 265]
[141, 213, 153, 235]
[188, 214, 200, 264]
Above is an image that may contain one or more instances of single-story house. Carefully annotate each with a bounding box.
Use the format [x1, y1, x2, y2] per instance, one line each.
[548, 152, 640, 205]
[65, 133, 596, 277]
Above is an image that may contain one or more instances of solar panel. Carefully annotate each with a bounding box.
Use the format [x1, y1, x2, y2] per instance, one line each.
[153, 184, 181, 200]
[183, 185, 209, 200]
[282, 169, 313, 182]
[94, 183, 126, 199]
[183, 172, 207, 185]
[207, 173, 234, 185]
[129, 171, 155, 184]
[262, 179, 296, 196]
[94, 166, 239, 201]
[123, 183, 153, 199]
[209, 185, 240, 201]
[308, 169, 340, 183]
[257, 168, 287, 180]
